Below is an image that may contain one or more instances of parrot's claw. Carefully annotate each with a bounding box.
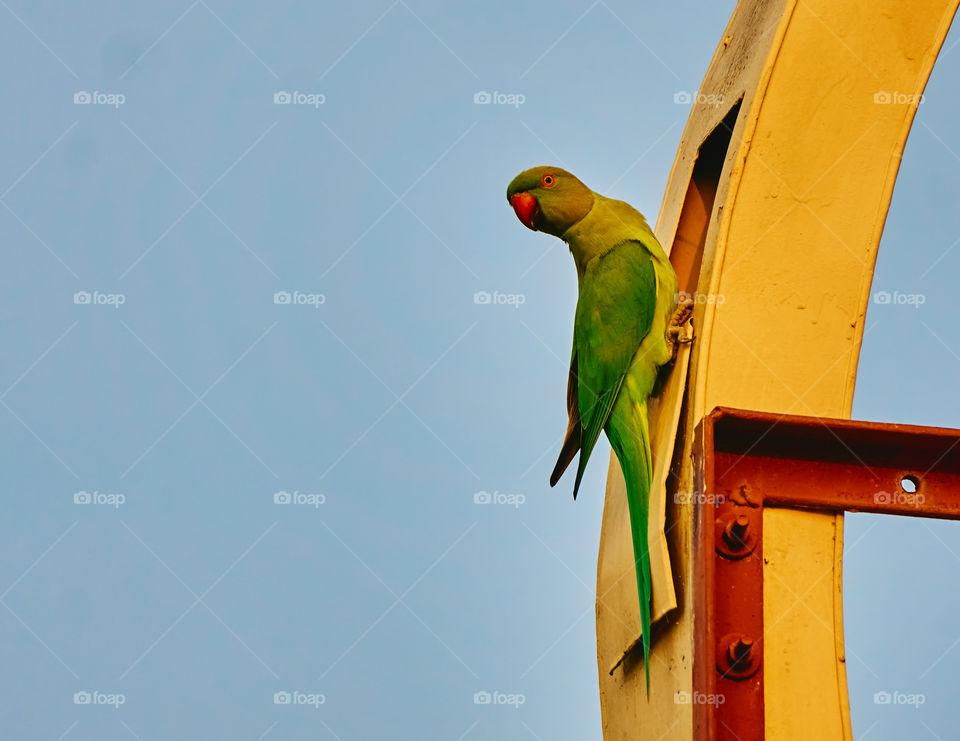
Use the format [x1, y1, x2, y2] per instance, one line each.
[665, 299, 695, 363]
[671, 298, 694, 329]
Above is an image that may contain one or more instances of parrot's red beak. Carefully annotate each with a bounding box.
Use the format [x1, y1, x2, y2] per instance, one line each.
[511, 192, 538, 230]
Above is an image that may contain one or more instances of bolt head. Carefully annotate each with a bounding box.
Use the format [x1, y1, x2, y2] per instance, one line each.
[727, 636, 753, 665]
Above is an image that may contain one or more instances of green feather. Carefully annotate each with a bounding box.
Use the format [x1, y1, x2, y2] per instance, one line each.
[571, 243, 656, 499]
[607, 375, 654, 695]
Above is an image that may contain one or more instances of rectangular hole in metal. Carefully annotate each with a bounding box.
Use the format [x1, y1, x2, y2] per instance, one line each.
[669, 98, 743, 295]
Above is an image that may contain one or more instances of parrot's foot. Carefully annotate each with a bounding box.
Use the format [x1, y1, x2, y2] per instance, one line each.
[665, 299, 695, 363]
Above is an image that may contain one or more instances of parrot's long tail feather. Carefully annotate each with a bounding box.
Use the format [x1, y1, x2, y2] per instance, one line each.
[607, 388, 653, 697]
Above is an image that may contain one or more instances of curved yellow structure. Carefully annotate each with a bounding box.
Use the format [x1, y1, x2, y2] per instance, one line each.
[595, 0, 959, 737]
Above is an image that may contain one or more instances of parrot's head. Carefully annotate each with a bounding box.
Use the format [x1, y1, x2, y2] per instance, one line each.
[506, 166, 594, 237]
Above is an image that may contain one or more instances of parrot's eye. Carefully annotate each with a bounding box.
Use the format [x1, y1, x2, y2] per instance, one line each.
[542, 174, 556, 188]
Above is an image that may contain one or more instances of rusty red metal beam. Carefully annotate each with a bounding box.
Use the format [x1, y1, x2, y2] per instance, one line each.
[692, 406, 960, 740]
[711, 407, 960, 518]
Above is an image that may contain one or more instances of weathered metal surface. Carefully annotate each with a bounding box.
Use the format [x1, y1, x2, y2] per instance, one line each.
[711, 407, 960, 519]
[694, 407, 960, 740]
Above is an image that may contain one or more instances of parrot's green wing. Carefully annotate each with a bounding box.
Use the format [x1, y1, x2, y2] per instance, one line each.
[570, 240, 657, 500]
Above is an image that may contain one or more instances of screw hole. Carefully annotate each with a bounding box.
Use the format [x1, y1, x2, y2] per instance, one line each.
[900, 475, 919, 493]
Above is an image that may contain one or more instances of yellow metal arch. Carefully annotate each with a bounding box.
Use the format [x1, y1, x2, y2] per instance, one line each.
[595, 0, 959, 737]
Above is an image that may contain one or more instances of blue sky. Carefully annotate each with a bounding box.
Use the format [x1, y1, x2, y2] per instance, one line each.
[1, 2, 958, 739]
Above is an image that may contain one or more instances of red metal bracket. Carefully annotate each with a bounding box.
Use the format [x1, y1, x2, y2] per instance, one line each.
[693, 407, 960, 740]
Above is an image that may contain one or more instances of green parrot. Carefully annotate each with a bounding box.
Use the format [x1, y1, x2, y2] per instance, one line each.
[507, 166, 680, 693]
